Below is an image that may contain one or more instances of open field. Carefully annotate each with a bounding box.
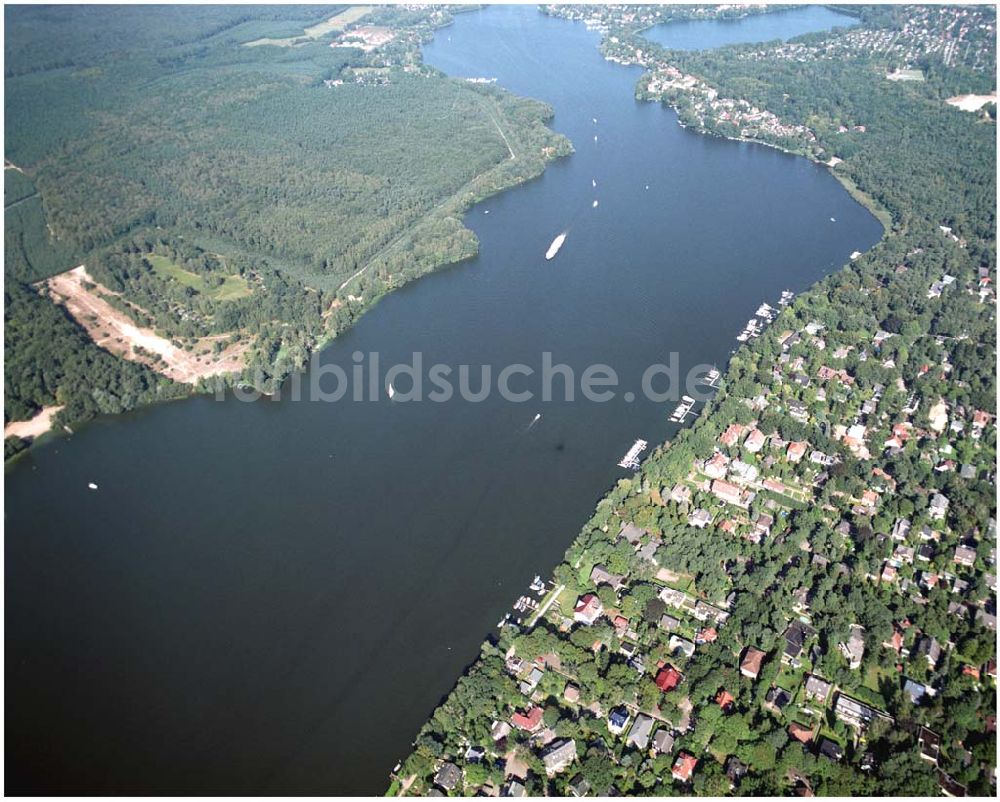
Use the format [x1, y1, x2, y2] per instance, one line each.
[147, 254, 251, 301]
[42, 266, 250, 384]
[244, 5, 373, 47]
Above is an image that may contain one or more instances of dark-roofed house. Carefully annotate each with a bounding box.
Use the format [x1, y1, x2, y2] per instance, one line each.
[766, 686, 791, 714]
[434, 762, 462, 792]
[542, 738, 577, 776]
[915, 635, 942, 669]
[834, 693, 892, 730]
[590, 564, 625, 591]
[740, 646, 766, 679]
[919, 727, 941, 764]
[608, 707, 630, 735]
[653, 729, 675, 755]
[783, 620, 815, 666]
[618, 522, 646, 545]
[567, 774, 590, 797]
[725, 756, 748, 787]
[818, 738, 843, 762]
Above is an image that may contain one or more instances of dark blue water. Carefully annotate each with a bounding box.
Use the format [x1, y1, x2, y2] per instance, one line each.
[5, 6, 882, 794]
[643, 4, 857, 51]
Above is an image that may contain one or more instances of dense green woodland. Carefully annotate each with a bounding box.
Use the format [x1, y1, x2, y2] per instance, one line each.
[4, 4, 569, 439]
[395, 5, 995, 797]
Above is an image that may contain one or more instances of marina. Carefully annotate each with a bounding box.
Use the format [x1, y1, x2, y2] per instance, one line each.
[617, 438, 648, 470]
[669, 395, 698, 423]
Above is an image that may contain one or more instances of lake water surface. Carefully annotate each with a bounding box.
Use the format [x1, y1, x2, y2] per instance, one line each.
[5, 5, 881, 794]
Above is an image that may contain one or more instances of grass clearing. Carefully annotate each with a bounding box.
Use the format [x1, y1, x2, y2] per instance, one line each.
[148, 254, 251, 301]
[244, 6, 373, 47]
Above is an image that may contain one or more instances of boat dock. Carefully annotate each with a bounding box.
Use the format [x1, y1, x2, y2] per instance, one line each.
[618, 438, 648, 469]
[779, 289, 795, 306]
[669, 395, 698, 423]
[697, 367, 721, 389]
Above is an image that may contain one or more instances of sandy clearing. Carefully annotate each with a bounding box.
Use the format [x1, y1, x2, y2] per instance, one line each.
[43, 266, 251, 384]
[4, 405, 65, 440]
[946, 93, 997, 112]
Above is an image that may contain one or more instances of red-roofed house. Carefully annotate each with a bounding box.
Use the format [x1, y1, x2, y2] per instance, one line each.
[671, 752, 698, 782]
[696, 627, 718, 644]
[720, 423, 745, 448]
[573, 594, 603, 625]
[716, 689, 735, 711]
[711, 479, 753, 508]
[789, 722, 814, 744]
[786, 441, 808, 463]
[511, 706, 543, 732]
[655, 665, 683, 692]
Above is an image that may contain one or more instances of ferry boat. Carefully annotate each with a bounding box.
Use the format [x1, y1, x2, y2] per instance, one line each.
[545, 232, 567, 260]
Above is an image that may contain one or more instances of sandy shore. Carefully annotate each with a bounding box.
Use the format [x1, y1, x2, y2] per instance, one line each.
[5, 405, 64, 440]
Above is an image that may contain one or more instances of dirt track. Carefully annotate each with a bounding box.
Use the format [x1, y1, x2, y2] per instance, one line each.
[43, 266, 250, 384]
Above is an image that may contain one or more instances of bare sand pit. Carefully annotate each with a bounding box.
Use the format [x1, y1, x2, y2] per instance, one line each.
[42, 266, 250, 384]
[4, 405, 65, 440]
[946, 93, 997, 112]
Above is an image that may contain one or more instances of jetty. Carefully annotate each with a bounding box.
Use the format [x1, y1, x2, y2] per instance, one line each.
[779, 289, 795, 306]
[670, 396, 698, 422]
[618, 438, 648, 470]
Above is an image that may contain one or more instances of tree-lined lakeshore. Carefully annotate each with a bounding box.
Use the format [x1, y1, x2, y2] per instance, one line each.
[4, 4, 571, 456]
[392, 5, 996, 796]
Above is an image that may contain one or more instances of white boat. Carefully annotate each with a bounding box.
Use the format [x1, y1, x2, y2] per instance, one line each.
[592, 179, 597, 188]
[592, 117, 597, 124]
[388, 383, 396, 400]
[830, 217, 836, 222]
[592, 200, 599, 208]
[87, 482, 98, 490]
[594, 135, 598, 142]
[682, 395, 695, 404]
[545, 232, 567, 260]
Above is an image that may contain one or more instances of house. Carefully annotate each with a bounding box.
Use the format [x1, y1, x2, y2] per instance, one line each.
[744, 429, 767, 453]
[711, 479, 754, 509]
[838, 626, 865, 669]
[511, 706, 543, 732]
[573, 594, 603, 625]
[891, 518, 912, 541]
[834, 693, 892, 730]
[740, 646, 766, 679]
[729, 459, 758, 484]
[618, 522, 646, 545]
[652, 728, 675, 755]
[818, 738, 843, 762]
[904, 678, 930, 704]
[670, 484, 691, 504]
[668, 635, 695, 658]
[804, 674, 833, 704]
[783, 621, 814, 665]
[590, 564, 625, 590]
[788, 400, 808, 422]
[671, 752, 698, 782]
[541, 739, 577, 775]
[702, 452, 730, 479]
[894, 544, 915, 564]
[786, 441, 808, 463]
[607, 707, 630, 735]
[655, 665, 683, 692]
[491, 720, 511, 743]
[753, 513, 773, 542]
[660, 614, 681, 632]
[696, 627, 718, 644]
[789, 722, 814, 744]
[567, 774, 590, 797]
[519, 666, 544, 695]
[626, 714, 654, 750]
[564, 683, 581, 703]
[929, 493, 950, 521]
[725, 756, 748, 787]
[938, 772, 967, 797]
[502, 779, 526, 797]
[434, 762, 462, 791]
[918, 727, 941, 764]
[720, 423, 745, 447]
[953, 545, 977, 568]
[715, 688, 735, 711]
[766, 686, 792, 714]
[915, 635, 942, 669]
[688, 508, 713, 529]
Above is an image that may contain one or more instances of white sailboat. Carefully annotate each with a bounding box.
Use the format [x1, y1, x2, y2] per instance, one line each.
[545, 232, 567, 260]
[388, 382, 396, 400]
